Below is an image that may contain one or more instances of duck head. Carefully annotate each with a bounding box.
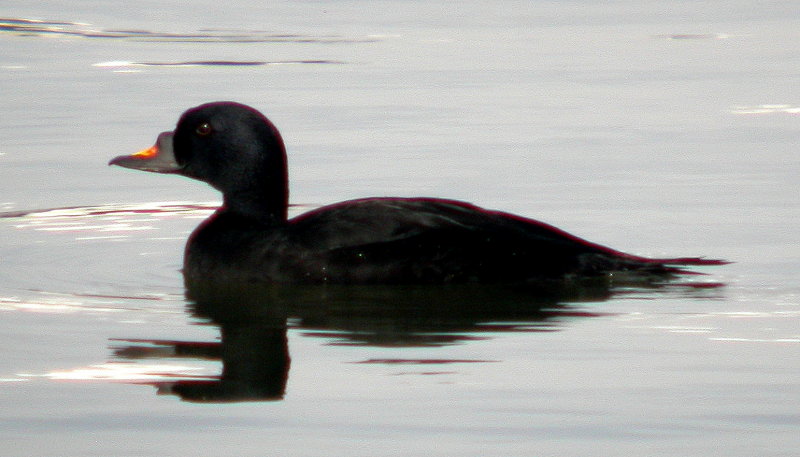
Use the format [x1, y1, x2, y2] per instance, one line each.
[110, 101, 289, 222]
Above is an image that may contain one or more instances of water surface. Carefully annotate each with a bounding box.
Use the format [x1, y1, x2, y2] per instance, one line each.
[0, 1, 798, 456]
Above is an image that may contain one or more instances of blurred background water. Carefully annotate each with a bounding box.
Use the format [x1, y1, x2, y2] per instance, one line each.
[0, 1, 798, 456]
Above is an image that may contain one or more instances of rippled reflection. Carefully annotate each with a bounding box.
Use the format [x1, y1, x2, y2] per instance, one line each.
[109, 277, 645, 402]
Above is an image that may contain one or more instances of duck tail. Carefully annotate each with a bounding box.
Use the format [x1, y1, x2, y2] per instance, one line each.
[642, 256, 730, 267]
[620, 254, 731, 277]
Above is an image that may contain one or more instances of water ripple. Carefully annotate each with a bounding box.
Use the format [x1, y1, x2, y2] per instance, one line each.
[0, 17, 378, 44]
[731, 104, 800, 115]
[93, 60, 346, 69]
[1, 201, 217, 223]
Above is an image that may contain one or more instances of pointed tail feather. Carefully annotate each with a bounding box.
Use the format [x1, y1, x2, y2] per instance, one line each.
[622, 255, 730, 277]
[642, 256, 730, 266]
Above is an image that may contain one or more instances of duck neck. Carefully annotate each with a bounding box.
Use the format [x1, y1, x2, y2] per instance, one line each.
[222, 169, 289, 226]
[224, 183, 288, 225]
[218, 120, 290, 226]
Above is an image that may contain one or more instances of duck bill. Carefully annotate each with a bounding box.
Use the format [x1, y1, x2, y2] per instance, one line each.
[108, 131, 182, 173]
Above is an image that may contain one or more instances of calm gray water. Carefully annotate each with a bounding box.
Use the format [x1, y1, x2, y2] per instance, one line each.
[1, 1, 798, 456]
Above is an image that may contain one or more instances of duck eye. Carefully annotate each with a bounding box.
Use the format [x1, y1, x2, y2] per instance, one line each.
[195, 122, 213, 136]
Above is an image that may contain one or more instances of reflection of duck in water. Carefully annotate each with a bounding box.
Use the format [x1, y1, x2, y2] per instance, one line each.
[112, 279, 725, 402]
[110, 102, 725, 285]
[113, 280, 619, 402]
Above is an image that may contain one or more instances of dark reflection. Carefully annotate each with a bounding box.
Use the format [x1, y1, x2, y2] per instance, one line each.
[107, 60, 346, 67]
[109, 277, 649, 403]
[267, 281, 614, 347]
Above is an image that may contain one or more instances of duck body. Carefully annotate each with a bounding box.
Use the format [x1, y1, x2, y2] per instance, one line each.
[185, 196, 712, 284]
[110, 101, 725, 285]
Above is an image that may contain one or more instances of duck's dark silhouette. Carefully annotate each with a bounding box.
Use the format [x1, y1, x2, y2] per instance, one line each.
[109, 101, 725, 284]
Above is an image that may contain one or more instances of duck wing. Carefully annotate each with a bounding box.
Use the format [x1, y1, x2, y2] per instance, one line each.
[280, 198, 720, 284]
